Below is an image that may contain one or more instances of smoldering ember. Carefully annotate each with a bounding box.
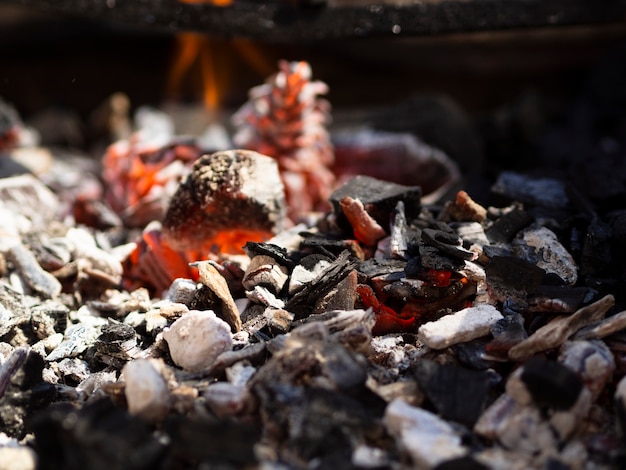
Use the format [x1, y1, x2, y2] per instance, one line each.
[0, 58, 626, 470]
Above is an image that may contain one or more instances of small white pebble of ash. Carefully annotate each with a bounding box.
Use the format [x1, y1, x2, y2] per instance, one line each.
[162, 310, 233, 372]
[123, 358, 170, 422]
[418, 304, 503, 350]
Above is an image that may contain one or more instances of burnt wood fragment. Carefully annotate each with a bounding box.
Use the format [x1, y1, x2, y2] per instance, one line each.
[485, 208, 534, 244]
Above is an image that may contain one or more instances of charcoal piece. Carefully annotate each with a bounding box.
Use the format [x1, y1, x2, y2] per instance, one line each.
[434, 456, 489, 470]
[285, 250, 357, 318]
[243, 255, 289, 294]
[484, 256, 545, 303]
[511, 226, 578, 286]
[46, 323, 101, 362]
[289, 254, 332, 295]
[413, 360, 489, 427]
[313, 269, 358, 313]
[243, 241, 294, 268]
[94, 322, 139, 368]
[357, 257, 406, 278]
[439, 190, 488, 224]
[404, 256, 422, 278]
[166, 415, 260, 466]
[491, 171, 570, 209]
[454, 338, 496, 370]
[339, 195, 388, 246]
[162, 150, 286, 253]
[520, 357, 583, 410]
[31, 398, 165, 470]
[422, 228, 477, 261]
[0, 348, 56, 439]
[299, 235, 364, 259]
[527, 286, 592, 313]
[485, 208, 534, 244]
[581, 218, 612, 277]
[419, 245, 465, 271]
[484, 313, 527, 358]
[329, 175, 422, 228]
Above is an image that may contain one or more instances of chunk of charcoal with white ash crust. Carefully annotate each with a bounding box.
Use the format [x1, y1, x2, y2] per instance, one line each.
[485, 207, 534, 244]
[285, 250, 357, 318]
[162, 310, 233, 373]
[289, 253, 332, 295]
[558, 340, 615, 402]
[527, 285, 593, 313]
[384, 398, 467, 468]
[421, 227, 478, 261]
[243, 241, 294, 269]
[357, 257, 406, 279]
[312, 269, 358, 313]
[474, 393, 559, 456]
[329, 175, 422, 230]
[491, 171, 570, 209]
[162, 150, 286, 254]
[94, 322, 140, 368]
[483, 313, 528, 359]
[484, 256, 545, 304]
[46, 322, 103, 363]
[165, 278, 197, 305]
[31, 397, 165, 470]
[511, 357, 584, 410]
[242, 255, 289, 294]
[413, 359, 491, 427]
[0, 347, 56, 439]
[511, 226, 578, 286]
[419, 245, 465, 272]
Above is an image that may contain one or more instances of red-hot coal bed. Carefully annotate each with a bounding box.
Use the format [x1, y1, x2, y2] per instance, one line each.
[1, 1, 626, 469]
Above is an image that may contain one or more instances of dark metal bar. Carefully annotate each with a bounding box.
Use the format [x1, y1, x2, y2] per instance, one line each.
[3, 0, 626, 42]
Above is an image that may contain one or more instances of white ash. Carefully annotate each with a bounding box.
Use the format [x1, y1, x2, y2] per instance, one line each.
[65, 227, 123, 280]
[288, 258, 331, 295]
[165, 278, 198, 305]
[46, 323, 101, 362]
[123, 358, 170, 422]
[384, 398, 467, 468]
[351, 444, 391, 469]
[417, 304, 503, 350]
[511, 225, 578, 285]
[162, 310, 233, 373]
[245, 285, 285, 309]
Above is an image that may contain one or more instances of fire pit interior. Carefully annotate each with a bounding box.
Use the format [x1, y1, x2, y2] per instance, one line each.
[1, 1, 626, 469]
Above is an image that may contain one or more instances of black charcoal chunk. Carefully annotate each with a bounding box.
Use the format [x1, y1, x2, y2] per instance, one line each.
[419, 245, 465, 271]
[0, 348, 56, 439]
[414, 359, 490, 427]
[454, 338, 496, 370]
[491, 171, 570, 209]
[434, 456, 489, 470]
[357, 258, 406, 278]
[520, 357, 583, 410]
[485, 256, 545, 302]
[31, 398, 165, 470]
[485, 314, 528, 358]
[243, 242, 294, 268]
[422, 228, 477, 261]
[485, 208, 534, 244]
[330, 175, 422, 227]
[166, 415, 260, 466]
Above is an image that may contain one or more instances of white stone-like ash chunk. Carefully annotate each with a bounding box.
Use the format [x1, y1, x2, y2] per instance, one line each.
[384, 398, 467, 468]
[123, 358, 170, 422]
[162, 310, 233, 372]
[417, 304, 503, 350]
[511, 226, 578, 285]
